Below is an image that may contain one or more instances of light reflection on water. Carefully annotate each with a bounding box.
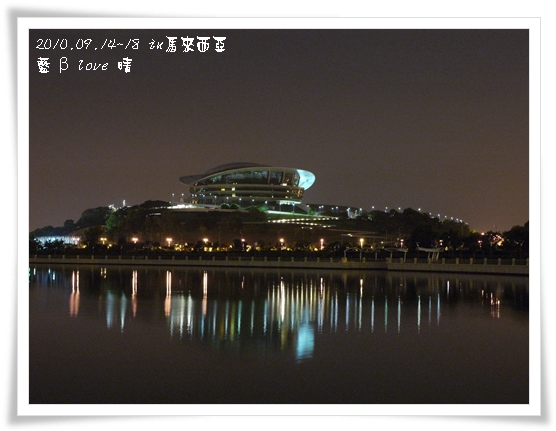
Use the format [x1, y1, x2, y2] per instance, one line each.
[30, 265, 528, 362]
[29, 264, 529, 404]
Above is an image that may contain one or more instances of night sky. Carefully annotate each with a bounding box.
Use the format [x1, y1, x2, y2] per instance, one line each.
[28, 27, 529, 233]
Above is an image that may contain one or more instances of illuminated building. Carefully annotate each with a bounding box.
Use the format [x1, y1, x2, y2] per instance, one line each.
[179, 162, 315, 211]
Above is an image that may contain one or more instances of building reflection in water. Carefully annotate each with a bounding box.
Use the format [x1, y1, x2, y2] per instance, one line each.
[29, 265, 528, 363]
[106, 290, 128, 332]
[132, 270, 137, 317]
[69, 270, 79, 317]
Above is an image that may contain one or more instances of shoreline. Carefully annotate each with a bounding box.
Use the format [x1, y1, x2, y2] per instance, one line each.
[29, 255, 529, 276]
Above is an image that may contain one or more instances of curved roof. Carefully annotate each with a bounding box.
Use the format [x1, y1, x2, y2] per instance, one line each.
[204, 162, 270, 176]
[180, 162, 315, 190]
[179, 174, 205, 185]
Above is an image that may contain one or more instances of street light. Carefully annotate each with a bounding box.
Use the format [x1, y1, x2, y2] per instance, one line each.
[360, 238, 364, 261]
[167, 237, 172, 247]
[320, 238, 324, 250]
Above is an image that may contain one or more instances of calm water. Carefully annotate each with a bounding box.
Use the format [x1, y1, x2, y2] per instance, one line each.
[28, 264, 529, 404]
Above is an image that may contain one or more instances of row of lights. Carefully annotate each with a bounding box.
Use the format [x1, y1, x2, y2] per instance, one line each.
[125, 236, 325, 249]
[124, 235, 399, 247]
[315, 204, 466, 225]
[161, 237, 383, 251]
[369, 206, 466, 224]
[170, 195, 466, 224]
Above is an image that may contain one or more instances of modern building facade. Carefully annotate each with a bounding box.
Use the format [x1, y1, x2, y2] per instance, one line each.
[179, 162, 315, 210]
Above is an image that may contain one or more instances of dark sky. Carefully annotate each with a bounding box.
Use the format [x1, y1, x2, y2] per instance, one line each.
[29, 28, 529, 233]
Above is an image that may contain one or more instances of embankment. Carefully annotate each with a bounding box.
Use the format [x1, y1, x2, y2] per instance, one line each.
[29, 255, 528, 276]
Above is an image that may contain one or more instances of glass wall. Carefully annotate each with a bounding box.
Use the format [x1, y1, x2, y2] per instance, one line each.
[189, 168, 306, 207]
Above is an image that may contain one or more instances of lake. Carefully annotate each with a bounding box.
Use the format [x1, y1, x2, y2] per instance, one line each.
[28, 264, 529, 405]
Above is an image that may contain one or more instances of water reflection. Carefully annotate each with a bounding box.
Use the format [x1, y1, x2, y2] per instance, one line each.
[29, 265, 529, 364]
[69, 270, 79, 317]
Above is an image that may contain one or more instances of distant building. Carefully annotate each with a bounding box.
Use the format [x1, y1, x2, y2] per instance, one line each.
[35, 235, 81, 246]
[179, 162, 316, 212]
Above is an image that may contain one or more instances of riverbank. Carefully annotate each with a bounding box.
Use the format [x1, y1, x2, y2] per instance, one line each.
[29, 255, 529, 276]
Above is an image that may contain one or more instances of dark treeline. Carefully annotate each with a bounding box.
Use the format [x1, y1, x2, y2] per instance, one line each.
[30, 201, 529, 259]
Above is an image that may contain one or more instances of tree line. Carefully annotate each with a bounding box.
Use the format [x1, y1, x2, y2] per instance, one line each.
[29, 201, 529, 259]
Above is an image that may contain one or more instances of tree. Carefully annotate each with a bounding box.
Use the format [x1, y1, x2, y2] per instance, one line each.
[63, 219, 76, 233]
[29, 235, 42, 253]
[410, 224, 435, 249]
[76, 207, 112, 229]
[42, 239, 65, 254]
[503, 222, 529, 258]
[106, 207, 131, 235]
[82, 226, 104, 248]
[30, 225, 62, 237]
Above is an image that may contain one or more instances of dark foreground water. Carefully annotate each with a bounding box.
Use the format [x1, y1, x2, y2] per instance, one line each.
[28, 264, 529, 404]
